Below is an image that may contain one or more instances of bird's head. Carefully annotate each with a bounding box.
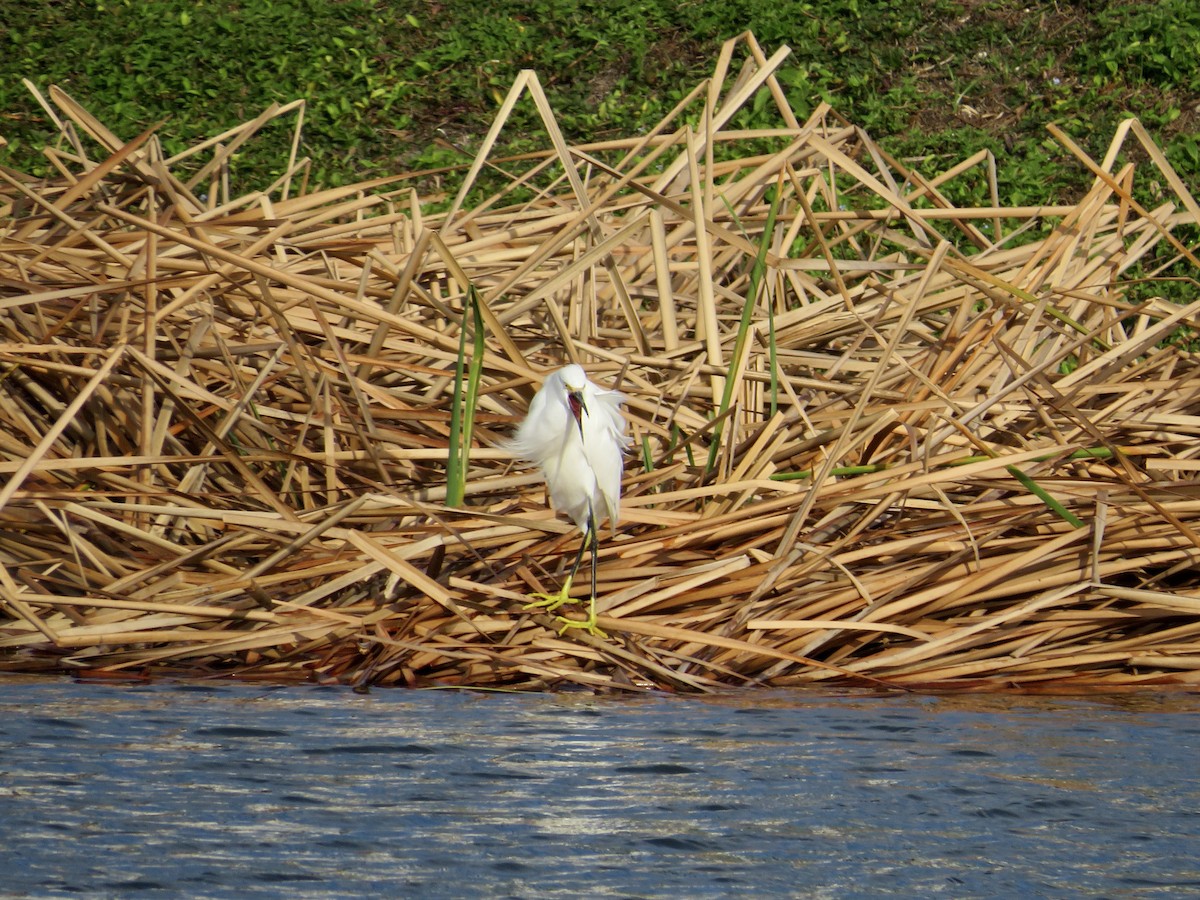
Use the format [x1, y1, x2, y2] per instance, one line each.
[556, 364, 591, 438]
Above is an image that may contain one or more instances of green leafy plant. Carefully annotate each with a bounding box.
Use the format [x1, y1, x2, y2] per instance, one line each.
[1, 0, 1196, 215]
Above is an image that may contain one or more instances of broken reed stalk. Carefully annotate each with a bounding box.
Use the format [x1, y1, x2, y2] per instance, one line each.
[2, 32, 1200, 693]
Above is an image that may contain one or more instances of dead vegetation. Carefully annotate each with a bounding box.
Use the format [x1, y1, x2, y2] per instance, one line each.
[1, 36, 1200, 692]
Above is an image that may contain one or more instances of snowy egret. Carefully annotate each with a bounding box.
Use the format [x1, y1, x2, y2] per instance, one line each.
[506, 364, 630, 636]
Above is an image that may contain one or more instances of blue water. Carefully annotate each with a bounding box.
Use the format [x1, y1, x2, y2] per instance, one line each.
[1, 680, 1198, 898]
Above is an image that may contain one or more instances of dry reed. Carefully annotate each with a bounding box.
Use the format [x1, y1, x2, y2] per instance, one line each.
[2, 35, 1200, 692]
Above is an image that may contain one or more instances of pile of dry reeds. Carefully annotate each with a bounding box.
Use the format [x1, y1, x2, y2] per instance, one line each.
[2, 35, 1200, 692]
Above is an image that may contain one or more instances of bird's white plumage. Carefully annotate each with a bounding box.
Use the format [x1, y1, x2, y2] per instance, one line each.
[507, 364, 629, 533]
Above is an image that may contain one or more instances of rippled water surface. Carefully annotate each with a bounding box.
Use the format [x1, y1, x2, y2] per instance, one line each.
[2, 679, 1199, 898]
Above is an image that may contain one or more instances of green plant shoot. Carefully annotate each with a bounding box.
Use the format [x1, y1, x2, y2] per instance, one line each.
[446, 283, 486, 507]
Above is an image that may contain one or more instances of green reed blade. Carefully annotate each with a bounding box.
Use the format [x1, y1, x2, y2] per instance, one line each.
[446, 284, 486, 508]
[1005, 464, 1085, 528]
[706, 186, 783, 473]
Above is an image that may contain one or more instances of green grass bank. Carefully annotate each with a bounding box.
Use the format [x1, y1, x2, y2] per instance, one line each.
[2, 0, 1198, 206]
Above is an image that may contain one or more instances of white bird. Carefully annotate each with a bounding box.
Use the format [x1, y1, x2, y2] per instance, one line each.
[506, 364, 630, 636]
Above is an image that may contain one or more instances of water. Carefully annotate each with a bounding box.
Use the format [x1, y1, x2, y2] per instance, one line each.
[1, 680, 1199, 899]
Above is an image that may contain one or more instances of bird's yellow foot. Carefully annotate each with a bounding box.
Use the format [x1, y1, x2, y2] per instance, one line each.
[523, 576, 574, 615]
[524, 580, 607, 638]
[555, 599, 607, 639]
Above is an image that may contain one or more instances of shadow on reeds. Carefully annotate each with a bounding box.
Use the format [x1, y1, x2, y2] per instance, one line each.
[2, 35, 1200, 692]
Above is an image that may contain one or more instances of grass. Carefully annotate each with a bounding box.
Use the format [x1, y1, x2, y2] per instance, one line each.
[2, 0, 1198, 209]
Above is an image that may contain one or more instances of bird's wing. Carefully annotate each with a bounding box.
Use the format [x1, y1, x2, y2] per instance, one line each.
[592, 389, 631, 448]
[504, 380, 564, 464]
[581, 386, 629, 529]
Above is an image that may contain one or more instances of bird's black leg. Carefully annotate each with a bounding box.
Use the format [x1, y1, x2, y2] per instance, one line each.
[547, 508, 604, 643]
[564, 518, 590, 588]
[588, 509, 599, 606]
[523, 504, 599, 633]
